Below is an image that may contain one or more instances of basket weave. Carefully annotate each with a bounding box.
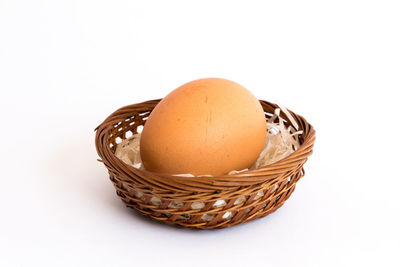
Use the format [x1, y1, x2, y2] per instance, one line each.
[95, 99, 315, 229]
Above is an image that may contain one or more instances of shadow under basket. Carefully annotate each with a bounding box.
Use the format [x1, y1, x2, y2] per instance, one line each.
[95, 99, 316, 230]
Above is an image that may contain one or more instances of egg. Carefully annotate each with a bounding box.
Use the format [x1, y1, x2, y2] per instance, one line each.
[140, 78, 267, 176]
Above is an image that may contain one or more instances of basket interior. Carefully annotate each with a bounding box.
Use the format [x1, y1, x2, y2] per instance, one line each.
[107, 108, 302, 155]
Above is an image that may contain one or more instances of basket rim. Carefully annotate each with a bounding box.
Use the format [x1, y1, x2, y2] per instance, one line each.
[95, 99, 315, 188]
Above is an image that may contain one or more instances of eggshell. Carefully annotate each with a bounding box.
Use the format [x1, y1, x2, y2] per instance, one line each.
[140, 78, 267, 176]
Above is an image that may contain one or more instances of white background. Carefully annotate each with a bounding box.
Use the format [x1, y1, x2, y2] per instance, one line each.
[1, 0, 399, 266]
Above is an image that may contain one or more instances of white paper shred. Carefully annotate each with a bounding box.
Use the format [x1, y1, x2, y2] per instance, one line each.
[114, 133, 144, 170]
[115, 107, 302, 175]
[250, 107, 302, 170]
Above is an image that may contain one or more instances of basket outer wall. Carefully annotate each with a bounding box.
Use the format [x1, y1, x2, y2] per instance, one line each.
[95, 99, 315, 229]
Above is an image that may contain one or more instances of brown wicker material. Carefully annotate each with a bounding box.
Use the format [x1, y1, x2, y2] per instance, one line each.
[95, 99, 315, 229]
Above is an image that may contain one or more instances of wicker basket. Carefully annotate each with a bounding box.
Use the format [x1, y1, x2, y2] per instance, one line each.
[95, 99, 315, 229]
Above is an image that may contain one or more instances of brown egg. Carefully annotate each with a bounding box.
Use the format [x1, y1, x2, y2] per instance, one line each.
[140, 78, 267, 176]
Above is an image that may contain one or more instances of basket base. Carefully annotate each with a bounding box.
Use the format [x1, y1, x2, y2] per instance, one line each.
[109, 168, 303, 230]
[123, 186, 295, 230]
